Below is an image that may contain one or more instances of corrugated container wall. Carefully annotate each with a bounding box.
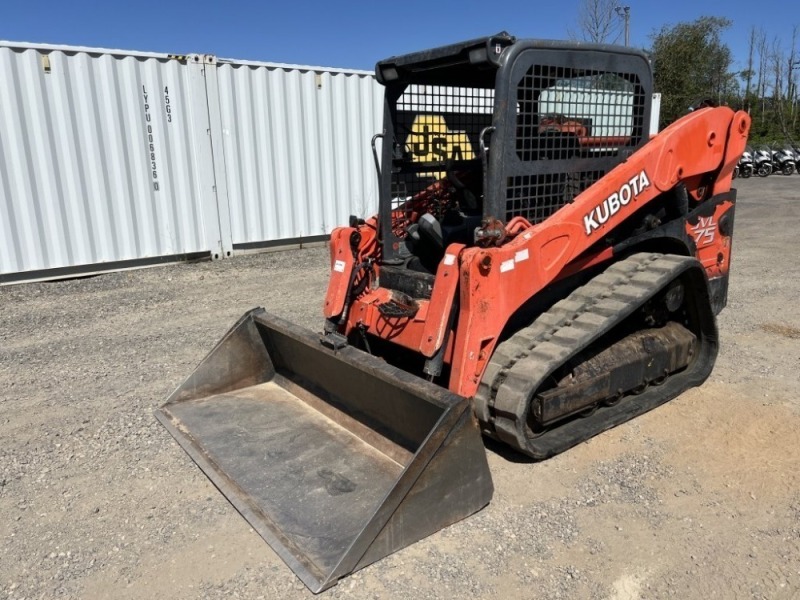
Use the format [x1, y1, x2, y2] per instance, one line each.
[213, 61, 383, 246]
[0, 44, 223, 278]
[0, 42, 384, 283]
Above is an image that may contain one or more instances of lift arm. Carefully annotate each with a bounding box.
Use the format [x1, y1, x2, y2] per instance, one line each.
[449, 107, 751, 397]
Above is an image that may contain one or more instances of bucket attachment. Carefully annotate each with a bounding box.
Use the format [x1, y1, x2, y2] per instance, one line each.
[156, 308, 493, 593]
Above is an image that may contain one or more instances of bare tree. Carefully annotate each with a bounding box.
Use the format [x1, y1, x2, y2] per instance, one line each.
[756, 28, 769, 123]
[770, 37, 798, 145]
[772, 37, 784, 104]
[569, 0, 624, 44]
[743, 26, 756, 107]
[788, 26, 798, 124]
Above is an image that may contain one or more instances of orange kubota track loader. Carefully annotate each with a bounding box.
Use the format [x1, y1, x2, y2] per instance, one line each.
[157, 33, 750, 593]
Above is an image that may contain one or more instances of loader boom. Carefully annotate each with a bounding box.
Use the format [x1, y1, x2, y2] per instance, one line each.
[449, 106, 748, 396]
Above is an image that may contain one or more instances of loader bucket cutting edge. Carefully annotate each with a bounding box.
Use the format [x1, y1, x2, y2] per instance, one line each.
[155, 308, 493, 593]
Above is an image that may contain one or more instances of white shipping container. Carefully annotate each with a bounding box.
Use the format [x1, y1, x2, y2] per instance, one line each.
[538, 85, 635, 138]
[212, 59, 383, 247]
[0, 43, 225, 280]
[650, 93, 662, 135]
[0, 42, 385, 283]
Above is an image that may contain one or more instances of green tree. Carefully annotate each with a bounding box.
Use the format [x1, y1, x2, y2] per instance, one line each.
[649, 17, 735, 128]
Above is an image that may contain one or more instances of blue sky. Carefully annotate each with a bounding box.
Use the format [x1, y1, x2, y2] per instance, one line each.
[1, 0, 797, 76]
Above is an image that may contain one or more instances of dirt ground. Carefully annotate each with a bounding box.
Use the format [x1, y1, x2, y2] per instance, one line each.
[2, 175, 799, 600]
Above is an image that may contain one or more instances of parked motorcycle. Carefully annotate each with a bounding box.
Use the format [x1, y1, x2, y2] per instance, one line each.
[754, 146, 773, 177]
[737, 149, 754, 178]
[771, 146, 796, 176]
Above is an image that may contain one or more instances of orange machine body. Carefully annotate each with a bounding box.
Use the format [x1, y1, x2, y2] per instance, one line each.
[324, 107, 751, 399]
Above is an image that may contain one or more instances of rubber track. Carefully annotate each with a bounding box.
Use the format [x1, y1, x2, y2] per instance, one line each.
[473, 252, 718, 459]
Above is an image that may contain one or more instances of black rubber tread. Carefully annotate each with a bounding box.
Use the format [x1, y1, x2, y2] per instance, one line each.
[473, 252, 718, 459]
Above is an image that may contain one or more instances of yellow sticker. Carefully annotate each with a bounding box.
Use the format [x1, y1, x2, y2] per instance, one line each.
[405, 114, 475, 178]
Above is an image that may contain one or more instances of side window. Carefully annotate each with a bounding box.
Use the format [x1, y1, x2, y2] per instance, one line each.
[504, 59, 647, 225]
[390, 84, 494, 221]
[516, 67, 640, 162]
[395, 84, 494, 177]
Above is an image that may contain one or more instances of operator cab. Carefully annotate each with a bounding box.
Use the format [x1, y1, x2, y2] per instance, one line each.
[374, 33, 653, 285]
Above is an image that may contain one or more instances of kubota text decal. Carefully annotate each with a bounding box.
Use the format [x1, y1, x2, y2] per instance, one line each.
[583, 170, 651, 235]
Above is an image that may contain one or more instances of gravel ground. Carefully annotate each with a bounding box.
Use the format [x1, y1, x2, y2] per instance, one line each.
[1, 176, 799, 600]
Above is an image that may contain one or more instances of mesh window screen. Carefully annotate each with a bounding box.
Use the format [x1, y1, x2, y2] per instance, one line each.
[390, 85, 494, 237]
[507, 65, 645, 224]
